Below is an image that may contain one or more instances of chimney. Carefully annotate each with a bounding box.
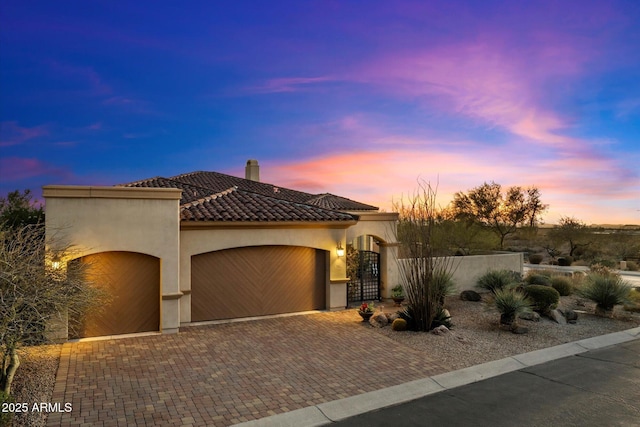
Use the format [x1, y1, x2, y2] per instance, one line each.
[245, 159, 260, 182]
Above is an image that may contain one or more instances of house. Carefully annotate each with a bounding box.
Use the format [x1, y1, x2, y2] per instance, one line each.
[44, 160, 399, 338]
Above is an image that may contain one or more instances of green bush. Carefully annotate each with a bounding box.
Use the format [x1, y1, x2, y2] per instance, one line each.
[624, 288, 640, 312]
[525, 285, 560, 313]
[391, 318, 408, 331]
[557, 256, 573, 266]
[433, 270, 456, 305]
[578, 273, 632, 313]
[626, 261, 639, 271]
[528, 254, 543, 264]
[492, 288, 532, 325]
[477, 269, 520, 294]
[525, 273, 552, 287]
[391, 284, 404, 298]
[551, 276, 573, 296]
[0, 391, 14, 426]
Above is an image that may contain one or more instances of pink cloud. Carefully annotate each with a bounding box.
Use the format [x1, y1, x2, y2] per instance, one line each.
[0, 157, 69, 181]
[0, 121, 49, 147]
[263, 143, 639, 225]
[354, 38, 591, 148]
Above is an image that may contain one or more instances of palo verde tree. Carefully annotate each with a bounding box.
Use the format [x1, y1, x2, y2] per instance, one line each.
[394, 180, 456, 331]
[547, 216, 592, 258]
[0, 222, 106, 394]
[452, 182, 547, 250]
[432, 206, 499, 255]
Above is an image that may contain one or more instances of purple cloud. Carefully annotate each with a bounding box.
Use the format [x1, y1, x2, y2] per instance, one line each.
[0, 121, 49, 147]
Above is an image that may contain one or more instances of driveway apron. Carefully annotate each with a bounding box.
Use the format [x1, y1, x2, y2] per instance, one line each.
[48, 311, 443, 426]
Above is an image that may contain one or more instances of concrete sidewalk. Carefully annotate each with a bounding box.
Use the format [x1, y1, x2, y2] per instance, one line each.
[234, 327, 640, 427]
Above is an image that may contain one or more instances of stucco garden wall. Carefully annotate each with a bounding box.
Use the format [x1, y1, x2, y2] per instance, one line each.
[397, 252, 524, 292]
[43, 185, 182, 333]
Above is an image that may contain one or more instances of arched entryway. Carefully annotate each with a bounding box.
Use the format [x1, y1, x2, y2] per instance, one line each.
[347, 235, 381, 303]
[191, 245, 326, 321]
[70, 251, 160, 338]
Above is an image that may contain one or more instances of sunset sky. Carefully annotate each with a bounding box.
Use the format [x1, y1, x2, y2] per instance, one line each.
[1, 1, 639, 225]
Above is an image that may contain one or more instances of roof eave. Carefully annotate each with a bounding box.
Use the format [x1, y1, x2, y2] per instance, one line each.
[180, 219, 358, 230]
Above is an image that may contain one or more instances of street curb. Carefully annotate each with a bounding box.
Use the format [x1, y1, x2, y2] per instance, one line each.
[232, 328, 640, 427]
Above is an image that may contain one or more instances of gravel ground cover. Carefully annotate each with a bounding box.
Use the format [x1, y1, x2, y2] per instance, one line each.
[9, 345, 61, 427]
[370, 295, 640, 372]
[8, 295, 639, 426]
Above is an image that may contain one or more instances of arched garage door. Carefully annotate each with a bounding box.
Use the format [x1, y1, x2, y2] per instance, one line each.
[71, 251, 160, 338]
[191, 246, 326, 321]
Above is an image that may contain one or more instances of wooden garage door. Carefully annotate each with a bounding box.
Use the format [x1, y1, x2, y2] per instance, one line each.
[191, 246, 326, 321]
[71, 251, 160, 338]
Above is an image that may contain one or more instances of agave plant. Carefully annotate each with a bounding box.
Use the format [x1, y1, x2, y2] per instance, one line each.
[476, 269, 520, 294]
[492, 288, 532, 326]
[578, 273, 632, 315]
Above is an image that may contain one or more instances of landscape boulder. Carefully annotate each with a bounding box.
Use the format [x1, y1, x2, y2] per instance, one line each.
[431, 325, 450, 335]
[559, 308, 578, 324]
[369, 312, 388, 328]
[386, 312, 400, 323]
[510, 324, 529, 334]
[460, 290, 482, 302]
[548, 309, 567, 325]
[518, 311, 541, 322]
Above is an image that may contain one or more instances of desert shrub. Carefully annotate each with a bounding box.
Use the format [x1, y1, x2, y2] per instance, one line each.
[590, 259, 617, 269]
[626, 261, 639, 271]
[391, 318, 408, 331]
[433, 270, 457, 305]
[525, 273, 552, 287]
[528, 254, 543, 264]
[551, 276, 573, 296]
[578, 273, 632, 313]
[492, 288, 532, 325]
[525, 285, 560, 313]
[477, 270, 520, 294]
[624, 288, 640, 312]
[557, 256, 573, 266]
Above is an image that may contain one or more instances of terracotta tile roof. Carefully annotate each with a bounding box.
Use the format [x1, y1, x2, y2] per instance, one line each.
[304, 193, 378, 211]
[180, 187, 357, 222]
[170, 171, 316, 204]
[119, 176, 213, 203]
[119, 169, 377, 222]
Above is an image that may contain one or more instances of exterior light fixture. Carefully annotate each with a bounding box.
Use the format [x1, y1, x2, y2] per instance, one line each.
[51, 256, 61, 270]
[336, 242, 345, 257]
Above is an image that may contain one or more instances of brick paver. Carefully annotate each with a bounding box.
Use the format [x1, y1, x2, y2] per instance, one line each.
[48, 310, 444, 426]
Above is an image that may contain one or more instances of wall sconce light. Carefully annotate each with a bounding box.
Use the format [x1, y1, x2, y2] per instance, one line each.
[51, 256, 61, 270]
[336, 242, 345, 257]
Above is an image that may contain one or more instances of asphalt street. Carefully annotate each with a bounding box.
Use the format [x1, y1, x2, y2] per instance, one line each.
[333, 339, 640, 427]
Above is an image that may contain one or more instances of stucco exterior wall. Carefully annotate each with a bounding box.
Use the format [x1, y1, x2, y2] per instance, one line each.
[397, 252, 524, 293]
[179, 224, 352, 322]
[43, 186, 182, 333]
[43, 185, 402, 330]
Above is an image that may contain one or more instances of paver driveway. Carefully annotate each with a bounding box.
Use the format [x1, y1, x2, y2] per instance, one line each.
[48, 310, 443, 426]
